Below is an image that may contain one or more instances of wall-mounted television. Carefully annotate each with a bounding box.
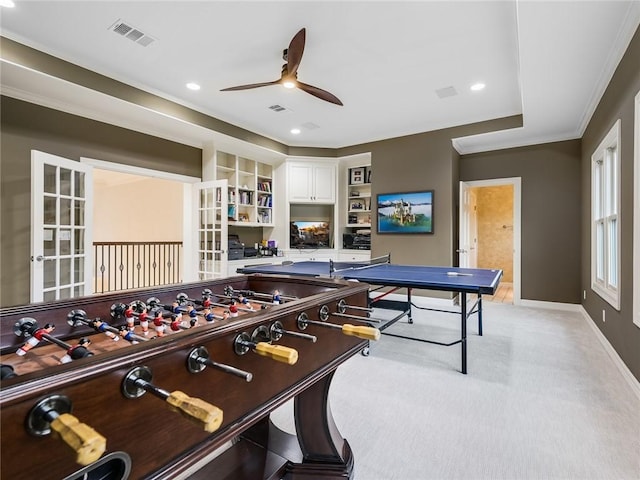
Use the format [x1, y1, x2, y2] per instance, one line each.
[377, 190, 434, 234]
[290, 221, 332, 249]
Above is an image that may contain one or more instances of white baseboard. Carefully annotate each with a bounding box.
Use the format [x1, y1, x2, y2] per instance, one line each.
[578, 306, 640, 401]
[517, 299, 583, 311]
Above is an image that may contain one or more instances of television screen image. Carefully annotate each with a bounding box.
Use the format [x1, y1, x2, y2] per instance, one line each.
[377, 190, 434, 234]
[290, 221, 331, 248]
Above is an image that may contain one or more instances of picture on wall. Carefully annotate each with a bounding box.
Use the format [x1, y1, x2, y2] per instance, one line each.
[377, 190, 434, 234]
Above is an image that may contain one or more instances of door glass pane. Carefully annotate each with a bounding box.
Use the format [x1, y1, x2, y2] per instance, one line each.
[60, 229, 71, 255]
[60, 198, 71, 225]
[60, 168, 72, 196]
[44, 164, 57, 194]
[44, 196, 57, 224]
[44, 290, 56, 301]
[74, 200, 85, 226]
[44, 228, 56, 256]
[74, 229, 85, 254]
[59, 287, 72, 300]
[60, 258, 71, 285]
[44, 260, 56, 288]
[74, 171, 85, 199]
[74, 285, 84, 297]
[75, 258, 84, 283]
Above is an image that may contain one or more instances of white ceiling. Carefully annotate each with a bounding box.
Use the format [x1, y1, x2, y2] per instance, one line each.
[1, 1, 639, 154]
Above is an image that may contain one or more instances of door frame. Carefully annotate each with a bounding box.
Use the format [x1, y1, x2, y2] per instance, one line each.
[459, 177, 522, 304]
[80, 157, 202, 282]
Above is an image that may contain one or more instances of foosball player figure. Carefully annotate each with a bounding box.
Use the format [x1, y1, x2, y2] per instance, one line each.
[235, 295, 254, 311]
[119, 325, 139, 344]
[169, 314, 183, 332]
[91, 318, 119, 342]
[152, 309, 166, 337]
[202, 308, 216, 323]
[124, 306, 136, 332]
[59, 337, 93, 364]
[16, 323, 56, 356]
[185, 305, 199, 327]
[273, 290, 282, 305]
[228, 304, 239, 318]
[137, 311, 150, 336]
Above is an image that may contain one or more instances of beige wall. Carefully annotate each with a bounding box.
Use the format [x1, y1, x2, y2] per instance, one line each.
[93, 171, 183, 242]
[473, 185, 513, 282]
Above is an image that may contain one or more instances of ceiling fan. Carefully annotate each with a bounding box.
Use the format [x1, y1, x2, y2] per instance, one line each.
[220, 28, 343, 106]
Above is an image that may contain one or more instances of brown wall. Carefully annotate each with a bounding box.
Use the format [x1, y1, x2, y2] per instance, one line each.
[460, 140, 582, 303]
[0, 97, 202, 307]
[580, 26, 640, 381]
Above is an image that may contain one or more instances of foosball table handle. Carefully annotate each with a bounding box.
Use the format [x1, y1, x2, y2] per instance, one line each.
[341, 324, 381, 341]
[166, 391, 224, 433]
[50, 413, 107, 466]
[254, 342, 299, 365]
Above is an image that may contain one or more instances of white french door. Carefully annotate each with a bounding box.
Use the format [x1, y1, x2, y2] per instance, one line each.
[31, 151, 93, 302]
[194, 180, 228, 279]
[458, 183, 478, 268]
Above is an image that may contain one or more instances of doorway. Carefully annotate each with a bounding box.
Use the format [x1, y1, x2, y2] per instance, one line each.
[459, 178, 521, 304]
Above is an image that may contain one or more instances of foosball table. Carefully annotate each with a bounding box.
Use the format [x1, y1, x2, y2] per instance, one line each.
[0, 274, 379, 480]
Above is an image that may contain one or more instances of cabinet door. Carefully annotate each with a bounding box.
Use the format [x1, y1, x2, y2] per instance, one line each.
[313, 165, 336, 203]
[288, 164, 313, 202]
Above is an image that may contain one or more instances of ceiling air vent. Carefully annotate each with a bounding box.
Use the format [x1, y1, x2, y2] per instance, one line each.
[109, 19, 155, 47]
[435, 86, 458, 99]
[268, 104, 295, 113]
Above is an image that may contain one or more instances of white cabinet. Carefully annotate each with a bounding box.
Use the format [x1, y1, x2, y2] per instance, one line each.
[337, 250, 371, 262]
[288, 162, 336, 203]
[285, 249, 336, 262]
[216, 151, 274, 226]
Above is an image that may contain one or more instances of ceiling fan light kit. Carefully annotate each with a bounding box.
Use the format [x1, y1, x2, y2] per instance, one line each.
[221, 28, 343, 106]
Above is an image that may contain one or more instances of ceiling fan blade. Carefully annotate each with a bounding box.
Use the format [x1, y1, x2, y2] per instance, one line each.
[286, 28, 306, 76]
[221, 80, 280, 91]
[297, 81, 343, 106]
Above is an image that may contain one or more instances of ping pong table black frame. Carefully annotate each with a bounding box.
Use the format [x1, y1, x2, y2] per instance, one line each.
[363, 285, 482, 374]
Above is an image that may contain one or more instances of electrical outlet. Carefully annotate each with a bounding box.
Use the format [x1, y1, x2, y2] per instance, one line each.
[583, 290, 586, 300]
[602, 310, 606, 322]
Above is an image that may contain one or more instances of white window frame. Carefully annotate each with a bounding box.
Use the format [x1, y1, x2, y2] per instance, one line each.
[591, 120, 621, 310]
[633, 91, 640, 328]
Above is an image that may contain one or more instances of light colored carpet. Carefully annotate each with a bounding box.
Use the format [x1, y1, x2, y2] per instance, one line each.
[271, 302, 640, 480]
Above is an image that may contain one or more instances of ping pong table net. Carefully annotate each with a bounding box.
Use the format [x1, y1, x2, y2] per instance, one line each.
[329, 253, 391, 276]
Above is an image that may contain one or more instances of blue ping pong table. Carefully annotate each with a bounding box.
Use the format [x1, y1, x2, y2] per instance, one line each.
[237, 255, 502, 374]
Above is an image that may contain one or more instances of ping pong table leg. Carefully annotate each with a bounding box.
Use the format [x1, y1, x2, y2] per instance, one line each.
[461, 292, 467, 374]
[478, 295, 483, 336]
[407, 288, 413, 324]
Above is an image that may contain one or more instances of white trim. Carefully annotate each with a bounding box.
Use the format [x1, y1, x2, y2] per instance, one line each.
[518, 299, 582, 312]
[579, 306, 640, 401]
[633, 90, 640, 328]
[590, 120, 621, 310]
[459, 178, 521, 305]
[80, 157, 201, 183]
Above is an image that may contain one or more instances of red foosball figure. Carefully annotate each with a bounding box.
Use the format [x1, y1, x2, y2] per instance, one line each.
[169, 314, 183, 331]
[16, 323, 55, 356]
[229, 305, 239, 318]
[59, 337, 93, 364]
[124, 307, 136, 331]
[138, 311, 150, 336]
[152, 309, 166, 337]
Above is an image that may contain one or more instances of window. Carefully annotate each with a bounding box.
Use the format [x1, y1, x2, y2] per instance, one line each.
[591, 120, 621, 310]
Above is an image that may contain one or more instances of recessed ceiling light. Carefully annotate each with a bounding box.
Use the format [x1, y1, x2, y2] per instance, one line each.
[290, 128, 301, 135]
[470, 83, 486, 91]
[0, 0, 16, 7]
[186, 82, 201, 91]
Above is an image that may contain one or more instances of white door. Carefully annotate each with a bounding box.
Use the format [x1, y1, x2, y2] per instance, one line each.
[458, 182, 478, 268]
[194, 180, 228, 279]
[31, 151, 93, 302]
